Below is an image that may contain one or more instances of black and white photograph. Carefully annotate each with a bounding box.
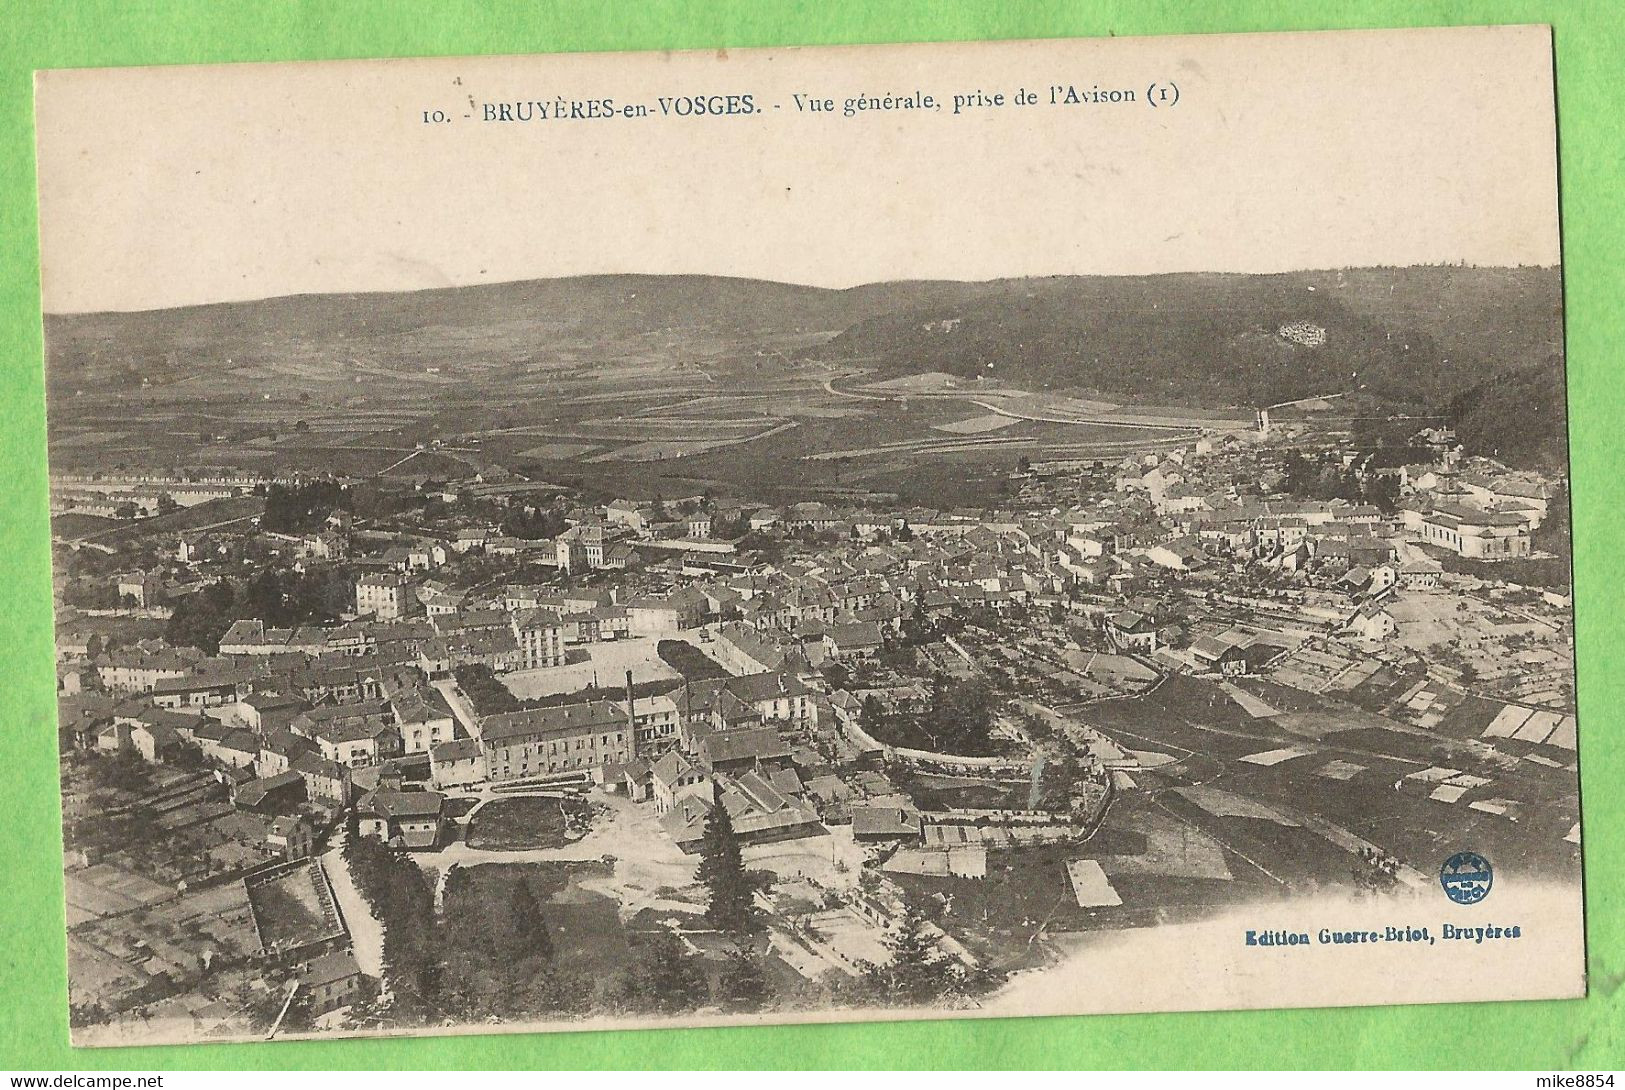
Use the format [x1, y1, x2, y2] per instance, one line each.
[32, 25, 1582, 1046]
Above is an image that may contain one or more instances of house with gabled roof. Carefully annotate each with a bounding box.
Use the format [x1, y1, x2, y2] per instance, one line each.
[355, 789, 446, 850]
[696, 726, 793, 776]
[429, 737, 485, 789]
[316, 718, 403, 769]
[232, 770, 306, 813]
[1105, 610, 1157, 653]
[824, 620, 885, 661]
[604, 498, 649, 530]
[292, 751, 353, 808]
[298, 950, 364, 1015]
[1143, 535, 1207, 572]
[661, 768, 823, 853]
[1190, 634, 1249, 676]
[1398, 557, 1443, 589]
[257, 729, 319, 778]
[213, 728, 263, 770]
[267, 815, 315, 860]
[651, 749, 711, 816]
[1343, 601, 1398, 643]
[851, 804, 924, 843]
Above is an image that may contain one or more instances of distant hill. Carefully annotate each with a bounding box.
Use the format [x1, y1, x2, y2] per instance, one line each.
[813, 268, 1563, 410]
[43, 274, 973, 391]
[1448, 356, 1570, 471]
[44, 266, 1566, 466]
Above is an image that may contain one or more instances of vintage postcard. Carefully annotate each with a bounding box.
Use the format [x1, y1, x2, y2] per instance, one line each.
[34, 25, 1580, 1046]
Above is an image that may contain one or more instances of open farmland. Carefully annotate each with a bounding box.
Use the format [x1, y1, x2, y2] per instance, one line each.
[45, 281, 1244, 508]
[1055, 675, 1580, 887]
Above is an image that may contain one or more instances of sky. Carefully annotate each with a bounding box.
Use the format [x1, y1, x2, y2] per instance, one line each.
[33, 25, 1560, 314]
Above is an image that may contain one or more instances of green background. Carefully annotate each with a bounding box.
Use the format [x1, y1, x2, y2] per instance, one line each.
[3, 0, 1621, 1070]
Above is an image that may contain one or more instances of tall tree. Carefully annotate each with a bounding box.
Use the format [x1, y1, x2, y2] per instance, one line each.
[487, 874, 553, 964]
[614, 932, 708, 1014]
[717, 947, 772, 1010]
[698, 802, 760, 935]
[164, 581, 237, 653]
[867, 900, 957, 1006]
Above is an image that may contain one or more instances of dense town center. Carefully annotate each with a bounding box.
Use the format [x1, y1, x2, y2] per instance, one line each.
[49, 358, 1577, 1042]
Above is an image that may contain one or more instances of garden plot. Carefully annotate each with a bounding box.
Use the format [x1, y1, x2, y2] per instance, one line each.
[1267, 643, 1362, 692]
[933, 414, 1019, 434]
[1238, 746, 1315, 767]
[1065, 860, 1124, 907]
[578, 415, 782, 437]
[1098, 808, 1235, 882]
[517, 442, 600, 460]
[66, 864, 175, 921]
[1174, 787, 1300, 828]
[805, 907, 894, 971]
[68, 881, 260, 1012]
[243, 861, 344, 955]
[1388, 591, 1571, 690]
[465, 796, 582, 851]
[66, 936, 146, 1008]
[585, 421, 798, 462]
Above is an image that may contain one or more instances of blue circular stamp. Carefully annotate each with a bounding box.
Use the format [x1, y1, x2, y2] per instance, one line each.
[1440, 851, 1493, 905]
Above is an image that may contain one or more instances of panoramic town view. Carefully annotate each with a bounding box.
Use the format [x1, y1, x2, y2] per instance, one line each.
[44, 266, 1578, 1042]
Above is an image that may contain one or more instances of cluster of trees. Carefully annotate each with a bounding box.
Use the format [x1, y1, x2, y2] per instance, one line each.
[1533, 484, 1571, 580]
[821, 270, 1563, 436]
[436, 867, 596, 1018]
[890, 602, 970, 653]
[345, 829, 778, 1023]
[94, 492, 180, 520]
[858, 675, 1002, 756]
[734, 530, 787, 563]
[342, 834, 447, 1022]
[1431, 551, 1572, 592]
[341, 804, 1003, 1025]
[165, 567, 352, 652]
[60, 579, 132, 611]
[858, 901, 980, 1006]
[1032, 753, 1090, 815]
[259, 480, 348, 534]
[606, 932, 711, 1014]
[656, 639, 731, 682]
[603, 929, 778, 1015]
[500, 504, 567, 541]
[708, 511, 753, 540]
[1353, 846, 1402, 894]
[452, 663, 528, 715]
[698, 804, 766, 937]
[351, 832, 591, 1022]
[1278, 452, 1400, 512]
[1449, 356, 1569, 469]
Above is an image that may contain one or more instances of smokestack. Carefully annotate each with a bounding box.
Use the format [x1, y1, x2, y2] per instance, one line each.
[625, 669, 637, 758]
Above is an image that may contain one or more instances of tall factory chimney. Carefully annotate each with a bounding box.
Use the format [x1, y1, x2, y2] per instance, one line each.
[624, 669, 638, 758]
